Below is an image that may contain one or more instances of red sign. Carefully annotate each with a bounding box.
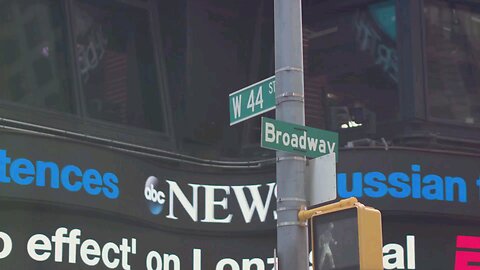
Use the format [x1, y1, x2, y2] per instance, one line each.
[455, 236, 480, 270]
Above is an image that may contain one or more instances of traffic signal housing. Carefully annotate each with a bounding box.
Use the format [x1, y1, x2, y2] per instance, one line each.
[299, 197, 383, 270]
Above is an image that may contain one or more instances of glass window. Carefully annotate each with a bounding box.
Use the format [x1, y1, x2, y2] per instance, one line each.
[159, 0, 275, 160]
[73, 0, 165, 132]
[304, 0, 399, 144]
[425, 0, 480, 125]
[0, 0, 73, 112]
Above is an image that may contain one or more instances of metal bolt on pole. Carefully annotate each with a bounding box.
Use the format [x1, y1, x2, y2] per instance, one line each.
[274, 0, 308, 270]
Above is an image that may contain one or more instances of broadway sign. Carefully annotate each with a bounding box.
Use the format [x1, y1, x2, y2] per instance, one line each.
[261, 117, 338, 161]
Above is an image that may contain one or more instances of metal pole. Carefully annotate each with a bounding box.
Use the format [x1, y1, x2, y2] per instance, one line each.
[274, 0, 308, 270]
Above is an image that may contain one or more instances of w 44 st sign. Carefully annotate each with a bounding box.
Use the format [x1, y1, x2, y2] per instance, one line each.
[229, 76, 275, 126]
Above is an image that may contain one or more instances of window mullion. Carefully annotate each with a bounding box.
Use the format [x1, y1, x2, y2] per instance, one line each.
[64, 0, 87, 118]
[396, 0, 427, 121]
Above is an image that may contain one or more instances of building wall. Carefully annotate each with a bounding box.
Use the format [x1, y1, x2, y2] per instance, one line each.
[0, 0, 479, 269]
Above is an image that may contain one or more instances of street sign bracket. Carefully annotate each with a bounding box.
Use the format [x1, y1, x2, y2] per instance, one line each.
[275, 66, 303, 73]
[306, 153, 337, 206]
[277, 206, 303, 212]
[277, 156, 306, 162]
[277, 221, 308, 228]
[298, 197, 359, 221]
[276, 92, 304, 105]
[277, 197, 307, 203]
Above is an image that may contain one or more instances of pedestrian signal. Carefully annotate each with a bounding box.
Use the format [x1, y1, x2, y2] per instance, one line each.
[299, 198, 383, 270]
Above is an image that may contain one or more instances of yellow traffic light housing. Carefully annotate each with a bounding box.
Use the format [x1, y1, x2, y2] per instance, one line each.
[299, 197, 383, 270]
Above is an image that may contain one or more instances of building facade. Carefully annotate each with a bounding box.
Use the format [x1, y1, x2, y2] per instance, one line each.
[0, 0, 479, 269]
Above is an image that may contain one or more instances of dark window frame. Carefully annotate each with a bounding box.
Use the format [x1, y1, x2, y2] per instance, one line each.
[304, 0, 480, 144]
[303, 0, 403, 141]
[0, 0, 175, 151]
[396, 0, 427, 121]
[422, 0, 480, 131]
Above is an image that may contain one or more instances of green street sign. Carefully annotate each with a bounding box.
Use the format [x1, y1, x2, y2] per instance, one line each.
[261, 117, 339, 161]
[229, 76, 275, 126]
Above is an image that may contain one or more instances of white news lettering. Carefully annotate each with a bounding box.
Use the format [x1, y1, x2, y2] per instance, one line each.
[202, 185, 232, 223]
[27, 227, 136, 270]
[193, 249, 202, 270]
[216, 258, 268, 270]
[191, 248, 276, 270]
[166, 181, 200, 221]
[0, 231, 12, 259]
[232, 183, 276, 223]
[383, 235, 416, 270]
[146, 251, 181, 270]
[81, 239, 101, 266]
[164, 180, 277, 224]
[216, 258, 240, 270]
[307, 236, 416, 270]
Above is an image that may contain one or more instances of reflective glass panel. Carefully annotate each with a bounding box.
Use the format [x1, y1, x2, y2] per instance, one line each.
[425, 0, 480, 125]
[159, 0, 274, 159]
[73, 0, 165, 131]
[0, 0, 73, 112]
[304, 0, 399, 144]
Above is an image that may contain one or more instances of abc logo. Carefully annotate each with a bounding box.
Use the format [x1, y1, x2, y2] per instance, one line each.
[144, 176, 165, 215]
[145, 184, 165, 204]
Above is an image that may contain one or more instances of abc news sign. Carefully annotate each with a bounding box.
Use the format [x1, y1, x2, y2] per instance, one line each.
[2, 133, 480, 269]
[3, 133, 480, 233]
[0, 132, 277, 233]
[0, 206, 478, 269]
[0, 205, 275, 269]
[143, 176, 277, 225]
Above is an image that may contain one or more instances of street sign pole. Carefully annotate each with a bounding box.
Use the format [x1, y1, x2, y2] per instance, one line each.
[274, 0, 308, 270]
